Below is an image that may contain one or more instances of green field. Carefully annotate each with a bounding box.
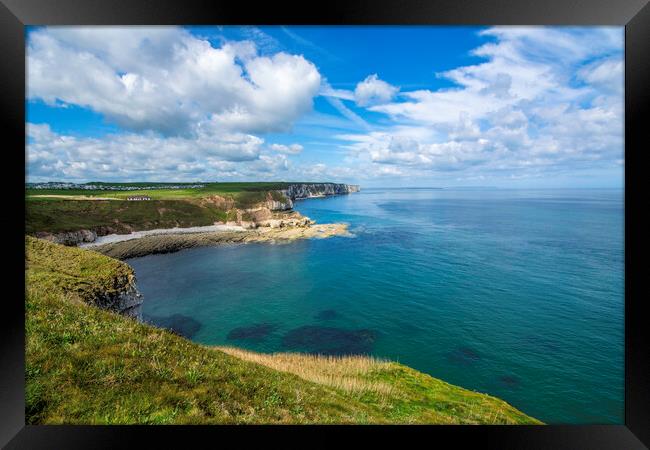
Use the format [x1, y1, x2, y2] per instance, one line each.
[25, 237, 541, 425]
[26, 198, 231, 235]
[26, 182, 295, 200]
[26, 182, 292, 235]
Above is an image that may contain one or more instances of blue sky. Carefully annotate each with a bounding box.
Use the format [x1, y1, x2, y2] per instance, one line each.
[26, 26, 624, 187]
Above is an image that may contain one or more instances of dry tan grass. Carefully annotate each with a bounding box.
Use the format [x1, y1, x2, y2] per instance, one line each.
[216, 346, 395, 397]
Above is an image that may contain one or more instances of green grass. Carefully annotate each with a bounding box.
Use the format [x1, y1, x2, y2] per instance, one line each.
[26, 198, 230, 235]
[25, 183, 299, 235]
[25, 237, 542, 425]
[26, 236, 134, 298]
[25, 182, 293, 200]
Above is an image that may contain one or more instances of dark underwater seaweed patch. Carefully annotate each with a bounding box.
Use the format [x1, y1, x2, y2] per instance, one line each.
[522, 335, 561, 353]
[314, 309, 340, 320]
[144, 313, 202, 339]
[227, 323, 277, 341]
[447, 346, 481, 365]
[281, 325, 377, 356]
[498, 375, 520, 389]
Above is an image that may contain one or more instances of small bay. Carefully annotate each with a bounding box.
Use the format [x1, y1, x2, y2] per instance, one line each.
[128, 188, 624, 424]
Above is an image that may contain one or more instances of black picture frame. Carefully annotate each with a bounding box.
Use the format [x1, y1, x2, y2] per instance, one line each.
[2, 0, 648, 448]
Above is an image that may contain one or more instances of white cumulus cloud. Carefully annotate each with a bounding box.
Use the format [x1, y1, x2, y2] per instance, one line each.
[27, 123, 266, 181]
[354, 74, 399, 107]
[27, 27, 322, 137]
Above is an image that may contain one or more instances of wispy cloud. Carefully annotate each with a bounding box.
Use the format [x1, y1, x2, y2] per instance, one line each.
[338, 27, 624, 183]
[240, 26, 283, 54]
[324, 96, 371, 130]
[281, 26, 340, 61]
[319, 80, 370, 129]
[319, 82, 355, 101]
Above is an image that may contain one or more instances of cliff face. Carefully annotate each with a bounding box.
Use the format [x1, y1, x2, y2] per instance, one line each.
[264, 198, 294, 211]
[89, 274, 144, 320]
[282, 183, 360, 200]
[35, 229, 98, 246]
[30, 183, 360, 244]
[253, 182, 361, 217]
[228, 184, 359, 229]
[26, 236, 144, 321]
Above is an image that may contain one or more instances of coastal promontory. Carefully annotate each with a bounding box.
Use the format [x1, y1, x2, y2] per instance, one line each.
[26, 182, 360, 249]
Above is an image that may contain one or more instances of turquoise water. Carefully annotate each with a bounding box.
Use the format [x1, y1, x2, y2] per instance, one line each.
[127, 188, 624, 424]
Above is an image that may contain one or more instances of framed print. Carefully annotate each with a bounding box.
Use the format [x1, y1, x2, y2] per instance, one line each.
[1, 0, 648, 448]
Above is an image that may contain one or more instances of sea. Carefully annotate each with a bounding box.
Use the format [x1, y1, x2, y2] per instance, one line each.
[126, 188, 624, 424]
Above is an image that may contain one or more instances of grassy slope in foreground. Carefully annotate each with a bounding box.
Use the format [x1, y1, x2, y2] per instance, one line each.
[26, 237, 541, 425]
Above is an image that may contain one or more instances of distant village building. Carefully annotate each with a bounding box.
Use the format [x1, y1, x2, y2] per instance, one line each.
[126, 196, 151, 201]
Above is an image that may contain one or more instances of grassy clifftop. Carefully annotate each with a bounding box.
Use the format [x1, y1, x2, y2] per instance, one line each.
[26, 182, 292, 235]
[25, 197, 230, 235]
[26, 181, 292, 200]
[25, 237, 541, 425]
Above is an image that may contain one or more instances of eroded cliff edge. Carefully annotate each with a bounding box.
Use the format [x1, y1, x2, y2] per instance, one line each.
[283, 183, 360, 201]
[91, 273, 143, 320]
[31, 182, 361, 246]
[26, 236, 144, 320]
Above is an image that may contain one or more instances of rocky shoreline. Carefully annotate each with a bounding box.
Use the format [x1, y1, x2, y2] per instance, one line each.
[80, 224, 246, 247]
[31, 183, 360, 259]
[91, 222, 352, 260]
[33, 183, 360, 246]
